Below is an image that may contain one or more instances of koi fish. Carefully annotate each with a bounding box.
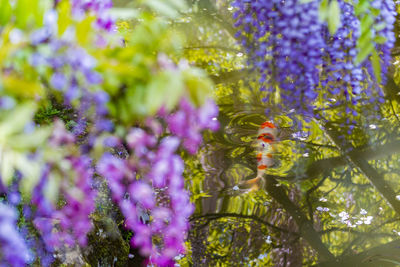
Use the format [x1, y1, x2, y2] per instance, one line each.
[239, 121, 277, 191]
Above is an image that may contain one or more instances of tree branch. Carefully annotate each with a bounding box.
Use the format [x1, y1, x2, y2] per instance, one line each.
[318, 227, 394, 238]
[315, 239, 400, 267]
[263, 175, 336, 261]
[322, 124, 400, 216]
[183, 46, 241, 53]
[189, 212, 292, 233]
[298, 139, 400, 181]
[209, 69, 252, 84]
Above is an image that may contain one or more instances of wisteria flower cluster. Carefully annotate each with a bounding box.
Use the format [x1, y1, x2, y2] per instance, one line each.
[29, 4, 112, 135]
[33, 157, 96, 247]
[70, 0, 114, 31]
[98, 98, 219, 266]
[28, 123, 97, 266]
[0, 0, 219, 265]
[0, 203, 32, 267]
[232, 0, 396, 120]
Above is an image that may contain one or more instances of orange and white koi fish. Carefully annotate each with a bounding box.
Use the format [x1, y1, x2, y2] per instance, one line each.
[239, 121, 277, 191]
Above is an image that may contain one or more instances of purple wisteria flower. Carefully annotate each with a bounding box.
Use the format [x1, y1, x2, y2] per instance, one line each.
[232, 0, 396, 124]
[167, 98, 219, 154]
[28, 0, 114, 137]
[32, 156, 96, 257]
[50, 120, 75, 146]
[97, 98, 219, 266]
[0, 203, 32, 267]
[70, 0, 114, 31]
[233, 0, 325, 118]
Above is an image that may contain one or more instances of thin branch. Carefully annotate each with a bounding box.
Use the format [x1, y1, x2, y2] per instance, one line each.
[306, 176, 329, 221]
[209, 69, 252, 84]
[300, 138, 400, 182]
[190, 212, 292, 233]
[183, 46, 241, 53]
[390, 99, 400, 124]
[319, 227, 394, 238]
[329, 176, 371, 188]
[298, 141, 338, 149]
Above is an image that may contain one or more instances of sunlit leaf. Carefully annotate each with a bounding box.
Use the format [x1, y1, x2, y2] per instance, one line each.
[327, 0, 341, 35]
[371, 49, 382, 83]
[0, 0, 12, 26]
[76, 15, 96, 46]
[57, 0, 72, 36]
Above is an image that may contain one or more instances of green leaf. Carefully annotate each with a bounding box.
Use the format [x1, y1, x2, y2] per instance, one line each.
[126, 85, 147, 118]
[360, 15, 374, 35]
[167, 0, 188, 10]
[8, 127, 51, 150]
[355, 19, 375, 65]
[374, 35, 387, 44]
[0, 103, 36, 139]
[0, 150, 15, 185]
[327, 0, 341, 35]
[371, 49, 382, 83]
[0, 0, 12, 26]
[355, 38, 374, 65]
[354, 0, 370, 16]
[318, 0, 329, 22]
[33, 0, 52, 27]
[183, 68, 213, 106]
[370, 7, 380, 16]
[16, 155, 41, 196]
[76, 15, 95, 45]
[146, 70, 184, 114]
[374, 22, 387, 32]
[43, 173, 61, 204]
[57, 0, 72, 36]
[15, 0, 31, 28]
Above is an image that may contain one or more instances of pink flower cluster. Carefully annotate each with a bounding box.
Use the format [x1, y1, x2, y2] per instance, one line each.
[97, 98, 219, 266]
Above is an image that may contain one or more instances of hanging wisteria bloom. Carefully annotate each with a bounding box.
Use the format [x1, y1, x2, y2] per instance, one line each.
[32, 157, 97, 264]
[233, 0, 325, 117]
[53, 0, 114, 31]
[232, 0, 396, 122]
[0, 203, 32, 267]
[97, 98, 219, 266]
[30, 123, 97, 266]
[25, 0, 117, 138]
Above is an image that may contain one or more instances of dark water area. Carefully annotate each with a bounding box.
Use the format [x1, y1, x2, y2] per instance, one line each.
[183, 88, 400, 266]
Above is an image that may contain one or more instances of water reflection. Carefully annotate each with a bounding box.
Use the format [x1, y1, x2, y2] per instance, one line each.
[188, 88, 400, 266]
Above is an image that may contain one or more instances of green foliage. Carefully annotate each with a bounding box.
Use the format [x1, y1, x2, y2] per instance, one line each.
[0, 0, 51, 28]
[34, 104, 74, 125]
[0, 104, 51, 195]
[319, 0, 341, 35]
[353, 0, 385, 82]
[99, 14, 213, 124]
